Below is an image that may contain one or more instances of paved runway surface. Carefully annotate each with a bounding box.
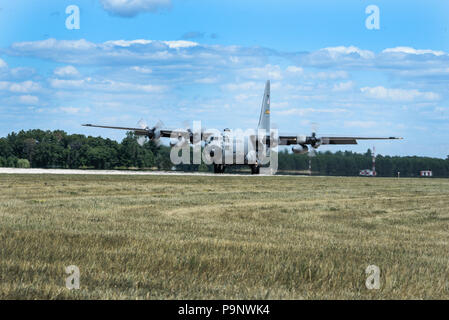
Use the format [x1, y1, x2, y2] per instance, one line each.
[0, 168, 283, 177]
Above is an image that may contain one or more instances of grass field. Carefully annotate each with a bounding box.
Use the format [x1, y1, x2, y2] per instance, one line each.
[1, 173, 449, 299]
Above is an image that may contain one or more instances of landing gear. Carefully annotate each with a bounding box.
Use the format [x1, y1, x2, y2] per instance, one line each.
[250, 164, 260, 175]
[213, 164, 225, 174]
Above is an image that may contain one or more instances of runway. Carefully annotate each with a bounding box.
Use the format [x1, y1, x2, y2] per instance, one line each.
[0, 167, 283, 177]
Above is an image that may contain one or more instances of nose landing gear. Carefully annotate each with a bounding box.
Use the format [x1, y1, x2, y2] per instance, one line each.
[213, 164, 226, 174]
[250, 164, 260, 175]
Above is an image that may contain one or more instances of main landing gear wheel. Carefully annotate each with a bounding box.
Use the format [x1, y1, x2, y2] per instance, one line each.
[213, 164, 225, 174]
[250, 164, 260, 175]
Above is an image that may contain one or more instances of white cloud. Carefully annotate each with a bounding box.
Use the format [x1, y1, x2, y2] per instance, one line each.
[278, 108, 347, 116]
[221, 82, 261, 91]
[9, 67, 36, 79]
[50, 79, 85, 89]
[321, 46, 375, 59]
[286, 66, 304, 74]
[12, 38, 95, 51]
[194, 77, 219, 84]
[7, 40, 449, 84]
[49, 77, 166, 93]
[361, 86, 440, 102]
[382, 47, 446, 56]
[7, 38, 258, 68]
[332, 81, 355, 92]
[0, 80, 41, 93]
[105, 39, 197, 49]
[18, 95, 39, 105]
[240, 64, 282, 80]
[54, 65, 80, 78]
[130, 66, 153, 74]
[59, 107, 90, 114]
[0, 58, 7, 69]
[100, 0, 171, 17]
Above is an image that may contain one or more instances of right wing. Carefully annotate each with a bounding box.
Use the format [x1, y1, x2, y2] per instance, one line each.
[279, 135, 402, 146]
[82, 123, 213, 141]
[82, 124, 150, 136]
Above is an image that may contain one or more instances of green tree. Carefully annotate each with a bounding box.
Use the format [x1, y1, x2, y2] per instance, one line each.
[17, 159, 30, 168]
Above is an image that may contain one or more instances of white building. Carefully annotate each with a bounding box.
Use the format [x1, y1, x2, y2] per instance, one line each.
[420, 170, 433, 177]
[359, 169, 376, 176]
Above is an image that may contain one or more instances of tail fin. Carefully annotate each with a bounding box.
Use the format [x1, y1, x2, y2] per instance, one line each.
[257, 80, 270, 133]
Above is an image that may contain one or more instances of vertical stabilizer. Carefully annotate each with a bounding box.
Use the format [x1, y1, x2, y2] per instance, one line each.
[257, 80, 270, 133]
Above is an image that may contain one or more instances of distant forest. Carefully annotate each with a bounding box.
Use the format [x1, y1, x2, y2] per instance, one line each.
[1, 129, 448, 177]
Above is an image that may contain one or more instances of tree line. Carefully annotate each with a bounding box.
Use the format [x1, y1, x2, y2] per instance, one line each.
[278, 150, 449, 177]
[1, 129, 448, 177]
[0, 129, 172, 170]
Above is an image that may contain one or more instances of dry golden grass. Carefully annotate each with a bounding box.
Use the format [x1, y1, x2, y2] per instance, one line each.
[1, 173, 449, 299]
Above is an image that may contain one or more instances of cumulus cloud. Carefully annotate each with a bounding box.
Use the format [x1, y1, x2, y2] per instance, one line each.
[100, 0, 171, 17]
[54, 65, 80, 78]
[277, 108, 347, 116]
[382, 47, 446, 56]
[130, 66, 153, 74]
[322, 46, 375, 59]
[6, 38, 270, 68]
[194, 77, 219, 84]
[9, 67, 36, 79]
[298, 46, 376, 68]
[59, 106, 90, 114]
[49, 77, 166, 93]
[0, 58, 7, 69]
[294, 45, 449, 75]
[18, 95, 39, 105]
[286, 66, 304, 74]
[2, 39, 448, 140]
[0, 80, 41, 93]
[332, 81, 355, 92]
[8, 39, 449, 84]
[361, 86, 440, 102]
[240, 64, 282, 80]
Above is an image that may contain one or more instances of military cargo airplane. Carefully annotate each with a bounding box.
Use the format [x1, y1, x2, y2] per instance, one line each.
[83, 80, 402, 174]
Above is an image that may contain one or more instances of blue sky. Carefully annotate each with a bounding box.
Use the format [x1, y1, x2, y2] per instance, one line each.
[0, 0, 448, 157]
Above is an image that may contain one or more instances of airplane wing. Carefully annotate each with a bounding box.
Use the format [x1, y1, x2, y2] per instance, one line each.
[279, 135, 402, 146]
[82, 124, 150, 136]
[82, 123, 213, 142]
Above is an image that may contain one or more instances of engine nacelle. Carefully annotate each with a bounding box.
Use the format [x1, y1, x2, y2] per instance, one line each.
[297, 135, 307, 144]
[153, 129, 161, 140]
[170, 135, 188, 147]
[292, 145, 308, 154]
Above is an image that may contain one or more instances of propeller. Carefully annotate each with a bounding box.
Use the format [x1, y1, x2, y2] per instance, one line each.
[308, 122, 320, 157]
[151, 120, 164, 146]
[136, 119, 148, 146]
[268, 122, 279, 150]
[136, 118, 164, 146]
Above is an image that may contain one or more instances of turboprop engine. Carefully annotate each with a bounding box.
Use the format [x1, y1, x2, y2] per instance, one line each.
[170, 134, 188, 147]
[292, 145, 308, 154]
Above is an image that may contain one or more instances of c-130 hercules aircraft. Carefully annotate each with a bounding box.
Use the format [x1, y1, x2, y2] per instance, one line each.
[83, 81, 402, 174]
